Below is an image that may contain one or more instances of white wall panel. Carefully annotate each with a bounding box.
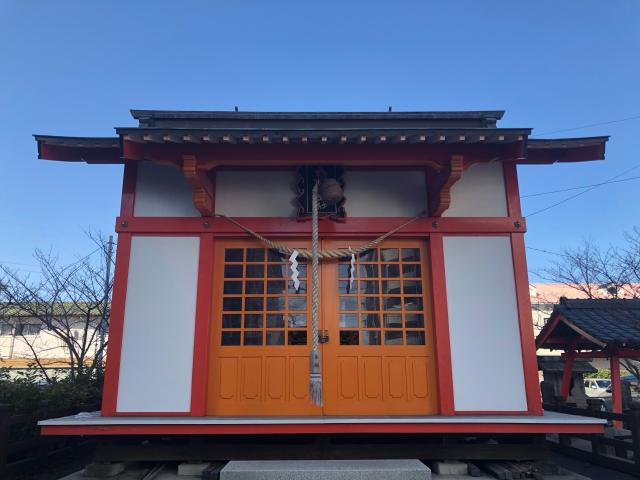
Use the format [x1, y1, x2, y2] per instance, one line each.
[215, 170, 298, 217]
[134, 161, 200, 217]
[343, 170, 427, 216]
[215, 170, 426, 218]
[443, 236, 527, 412]
[443, 163, 507, 217]
[117, 236, 200, 412]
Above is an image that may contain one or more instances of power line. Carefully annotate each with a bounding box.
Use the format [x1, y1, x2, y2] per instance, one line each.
[532, 114, 640, 137]
[1, 267, 41, 274]
[0, 260, 37, 267]
[1, 239, 116, 273]
[521, 175, 640, 198]
[59, 247, 103, 272]
[526, 246, 566, 257]
[525, 163, 640, 218]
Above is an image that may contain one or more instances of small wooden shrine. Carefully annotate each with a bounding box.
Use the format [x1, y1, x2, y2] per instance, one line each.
[34, 109, 608, 436]
[537, 298, 640, 418]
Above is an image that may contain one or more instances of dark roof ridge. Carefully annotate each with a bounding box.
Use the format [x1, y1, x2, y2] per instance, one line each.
[114, 126, 531, 134]
[33, 135, 119, 141]
[130, 109, 506, 121]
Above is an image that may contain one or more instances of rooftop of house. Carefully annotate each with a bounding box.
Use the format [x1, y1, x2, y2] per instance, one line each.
[0, 302, 107, 318]
[529, 283, 640, 304]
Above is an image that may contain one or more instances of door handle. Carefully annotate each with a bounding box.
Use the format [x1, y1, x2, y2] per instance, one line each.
[319, 329, 329, 344]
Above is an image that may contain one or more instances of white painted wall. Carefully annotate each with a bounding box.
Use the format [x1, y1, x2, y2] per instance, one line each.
[343, 170, 427, 216]
[216, 170, 427, 217]
[0, 319, 99, 359]
[117, 236, 200, 413]
[443, 163, 507, 217]
[443, 236, 527, 412]
[134, 161, 200, 217]
[215, 170, 299, 217]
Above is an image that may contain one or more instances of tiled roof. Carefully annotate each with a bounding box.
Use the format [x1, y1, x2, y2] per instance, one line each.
[542, 298, 640, 348]
[529, 283, 640, 304]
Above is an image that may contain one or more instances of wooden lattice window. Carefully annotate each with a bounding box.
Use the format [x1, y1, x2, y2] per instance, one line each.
[220, 247, 309, 346]
[336, 247, 427, 346]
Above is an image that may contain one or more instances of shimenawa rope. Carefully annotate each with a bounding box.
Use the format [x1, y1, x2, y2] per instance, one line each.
[309, 179, 322, 405]
[214, 211, 427, 259]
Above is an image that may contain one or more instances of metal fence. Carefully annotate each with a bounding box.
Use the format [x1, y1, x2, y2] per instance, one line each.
[0, 403, 91, 478]
[544, 401, 640, 477]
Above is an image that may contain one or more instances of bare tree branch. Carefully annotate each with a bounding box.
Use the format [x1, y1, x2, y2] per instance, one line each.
[0, 233, 113, 383]
[540, 232, 640, 300]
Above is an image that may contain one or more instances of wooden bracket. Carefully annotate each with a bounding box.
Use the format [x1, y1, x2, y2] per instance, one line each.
[427, 155, 464, 217]
[423, 160, 445, 172]
[183, 155, 215, 216]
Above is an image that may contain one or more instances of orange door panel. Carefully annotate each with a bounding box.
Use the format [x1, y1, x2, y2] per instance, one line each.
[206, 239, 321, 415]
[321, 239, 438, 415]
[206, 238, 437, 416]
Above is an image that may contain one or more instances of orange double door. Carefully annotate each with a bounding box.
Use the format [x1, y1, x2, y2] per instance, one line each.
[206, 238, 439, 416]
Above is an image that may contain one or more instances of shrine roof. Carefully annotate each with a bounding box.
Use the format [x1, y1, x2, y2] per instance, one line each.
[33, 109, 608, 165]
[130, 110, 506, 129]
[536, 298, 640, 350]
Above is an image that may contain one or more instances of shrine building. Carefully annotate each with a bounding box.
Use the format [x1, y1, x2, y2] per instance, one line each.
[34, 110, 608, 436]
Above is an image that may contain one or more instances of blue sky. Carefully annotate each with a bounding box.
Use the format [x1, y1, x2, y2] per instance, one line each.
[1, 1, 638, 280]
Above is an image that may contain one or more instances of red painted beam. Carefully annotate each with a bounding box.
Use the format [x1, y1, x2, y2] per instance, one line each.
[190, 234, 214, 416]
[503, 161, 522, 217]
[120, 162, 137, 217]
[38, 143, 121, 164]
[429, 233, 455, 415]
[560, 350, 575, 400]
[121, 140, 524, 169]
[611, 354, 623, 428]
[511, 233, 543, 415]
[526, 144, 606, 164]
[115, 216, 527, 235]
[101, 234, 132, 416]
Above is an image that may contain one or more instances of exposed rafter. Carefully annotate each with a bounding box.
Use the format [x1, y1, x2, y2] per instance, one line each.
[182, 155, 214, 216]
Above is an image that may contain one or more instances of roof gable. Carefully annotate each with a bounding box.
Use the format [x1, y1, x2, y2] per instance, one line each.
[536, 298, 640, 349]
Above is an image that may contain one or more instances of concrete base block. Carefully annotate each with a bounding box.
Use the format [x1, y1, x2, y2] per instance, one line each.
[433, 461, 468, 475]
[221, 460, 430, 480]
[83, 462, 126, 478]
[466, 463, 483, 477]
[432, 476, 492, 480]
[178, 462, 212, 476]
[545, 472, 591, 480]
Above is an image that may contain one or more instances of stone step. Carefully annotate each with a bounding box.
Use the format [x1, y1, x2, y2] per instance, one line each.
[220, 460, 431, 480]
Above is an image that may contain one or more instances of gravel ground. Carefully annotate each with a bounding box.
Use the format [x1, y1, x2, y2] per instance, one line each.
[550, 452, 637, 480]
[12, 445, 95, 480]
[12, 449, 639, 480]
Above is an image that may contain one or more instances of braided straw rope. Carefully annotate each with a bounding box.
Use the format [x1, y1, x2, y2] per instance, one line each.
[214, 211, 427, 259]
[309, 179, 322, 405]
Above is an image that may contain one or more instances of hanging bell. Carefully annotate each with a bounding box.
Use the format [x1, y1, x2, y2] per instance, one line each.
[318, 177, 344, 205]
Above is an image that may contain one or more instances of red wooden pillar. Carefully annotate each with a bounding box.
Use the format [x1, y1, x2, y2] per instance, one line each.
[560, 350, 575, 400]
[610, 352, 623, 428]
[428, 233, 455, 415]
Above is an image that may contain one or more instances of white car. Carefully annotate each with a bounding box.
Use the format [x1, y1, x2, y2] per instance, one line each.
[584, 378, 612, 398]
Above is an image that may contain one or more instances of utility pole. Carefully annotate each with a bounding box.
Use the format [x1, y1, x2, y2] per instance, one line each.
[97, 235, 114, 368]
